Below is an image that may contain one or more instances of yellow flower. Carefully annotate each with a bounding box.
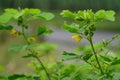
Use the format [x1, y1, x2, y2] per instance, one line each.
[28, 37, 36, 43]
[72, 34, 82, 42]
[10, 29, 20, 36]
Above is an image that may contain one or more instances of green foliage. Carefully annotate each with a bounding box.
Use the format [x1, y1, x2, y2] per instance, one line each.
[22, 53, 36, 58]
[37, 26, 53, 36]
[29, 13, 54, 21]
[111, 59, 120, 65]
[61, 10, 115, 21]
[0, 75, 8, 80]
[61, 9, 120, 80]
[0, 12, 14, 23]
[0, 8, 120, 80]
[82, 53, 93, 61]
[37, 26, 46, 36]
[62, 22, 79, 33]
[95, 10, 115, 21]
[29, 61, 86, 80]
[0, 25, 13, 30]
[0, 65, 4, 71]
[37, 12, 55, 20]
[35, 43, 57, 51]
[0, 8, 55, 80]
[8, 74, 40, 80]
[60, 10, 115, 39]
[8, 44, 23, 52]
[62, 51, 80, 60]
[60, 10, 76, 19]
[0, 8, 54, 24]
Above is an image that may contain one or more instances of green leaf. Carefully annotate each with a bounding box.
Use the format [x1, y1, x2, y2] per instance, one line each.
[75, 45, 85, 52]
[60, 10, 76, 19]
[37, 26, 46, 36]
[95, 10, 106, 21]
[0, 65, 4, 71]
[104, 10, 115, 21]
[4, 25, 13, 30]
[102, 39, 108, 47]
[5, 8, 18, 14]
[8, 74, 26, 80]
[0, 25, 4, 30]
[100, 55, 112, 62]
[0, 25, 13, 30]
[0, 75, 8, 79]
[112, 34, 120, 40]
[14, 10, 25, 19]
[26, 11, 54, 21]
[14, 8, 41, 19]
[95, 10, 115, 21]
[111, 59, 120, 65]
[62, 51, 78, 60]
[44, 29, 53, 34]
[35, 43, 57, 51]
[8, 74, 40, 80]
[62, 22, 79, 33]
[76, 10, 94, 21]
[87, 10, 95, 20]
[75, 11, 84, 21]
[24, 8, 41, 15]
[0, 13, 13, 23]
[8, 44, 23, 52]
[36, 12, 54, 20]
[82, 53, 93, 61]
[22, 53, 36, 58]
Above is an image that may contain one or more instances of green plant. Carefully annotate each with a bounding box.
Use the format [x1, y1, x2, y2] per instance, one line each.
[0, 8, 55, 80]
[60, 9, 120, 79]
[1, 8, 120, 80]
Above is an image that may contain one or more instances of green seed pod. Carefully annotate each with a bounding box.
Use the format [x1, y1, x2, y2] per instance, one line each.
[89, 26, 96, 31]
[84, 30, 89, 36]
[89, 32, 94, 37]
[17, 16, 23, 26]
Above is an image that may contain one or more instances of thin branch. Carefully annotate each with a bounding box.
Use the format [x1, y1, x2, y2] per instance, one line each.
[89, 38, 104, 75]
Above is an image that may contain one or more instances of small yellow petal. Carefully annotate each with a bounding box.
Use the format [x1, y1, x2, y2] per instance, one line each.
[72, 35, 78, 38]
[72, 34, 82, 42]
[76, 38, 81, 42]
[10, 29, 20, 36]
[28, 37, 36, 43]
[10, 30, 17, 34]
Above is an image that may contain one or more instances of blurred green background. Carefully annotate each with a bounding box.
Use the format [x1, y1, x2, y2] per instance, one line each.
[0, 0, 120, 30]
[0, 0, 120, 74]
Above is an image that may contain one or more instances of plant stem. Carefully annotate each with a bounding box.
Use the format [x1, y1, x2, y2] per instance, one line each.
[21, 26, 51, 80]
[34, 55, 51, 80]
[22, 26, 30, 45]
[89, 38, 104, 75]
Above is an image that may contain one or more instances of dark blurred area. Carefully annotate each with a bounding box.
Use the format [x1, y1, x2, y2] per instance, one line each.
[0, 0, 120, 12]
